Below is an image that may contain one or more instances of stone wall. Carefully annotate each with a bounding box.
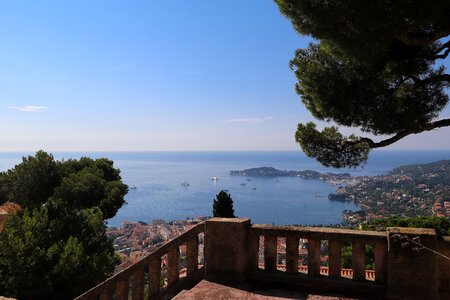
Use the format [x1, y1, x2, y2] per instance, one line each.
[204, 218, 448, 300]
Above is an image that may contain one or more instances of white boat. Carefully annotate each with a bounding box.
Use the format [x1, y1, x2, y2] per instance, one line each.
[211, 177, 218, 181]
[181, 181, 189, 187]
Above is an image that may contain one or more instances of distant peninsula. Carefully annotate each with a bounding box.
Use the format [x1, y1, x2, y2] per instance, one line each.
[230, 166, 352, 184]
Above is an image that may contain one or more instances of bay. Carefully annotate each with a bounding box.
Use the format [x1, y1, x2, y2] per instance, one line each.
[0, 150, 449, 226]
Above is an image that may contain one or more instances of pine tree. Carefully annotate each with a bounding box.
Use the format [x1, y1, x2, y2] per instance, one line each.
[275, 0, 450, 167]
[212, 190, 236, 218]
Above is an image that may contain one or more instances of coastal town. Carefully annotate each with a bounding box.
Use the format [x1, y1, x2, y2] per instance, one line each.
[107, 217, 206, 266]
[107, 217, 319, 271]
[231, 163, 450, 226]
[335, 160, 450, 226]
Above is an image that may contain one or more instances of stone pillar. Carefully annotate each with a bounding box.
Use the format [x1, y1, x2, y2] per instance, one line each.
[167, 246, 180, 285]
[286, 236, 299, 274]
[187, 234, 199, 275]
[116, 278, 129, 300]
[264, 235, 277, 271]
[328, 240, 341, 278]
[387, 227, 438, 300]
[131, 268, 144, 300]
[307, 239, 321, 277]
[148, 256, 161, 297]
[374, 240, 387, 284]
[352, 241, 365, 281]
[204, 218, 251, 281]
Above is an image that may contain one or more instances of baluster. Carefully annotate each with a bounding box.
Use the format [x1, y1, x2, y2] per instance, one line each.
[352, 241, 365, 281]
[286, 236, 299, 274]
[148, 256, 161, 297]
[248, 232, 259, 271]
[328, 240, 341, 278]
[264, 235, 277, 271]
[167, 246, 180, 286]
[99, 284, 113, 300]
[116, 277, 129, 300]
[307, 239, 320, 277]
[187, 234, 199, 275]
[375, 240, 387, 283]
[132, 268, 144, 300]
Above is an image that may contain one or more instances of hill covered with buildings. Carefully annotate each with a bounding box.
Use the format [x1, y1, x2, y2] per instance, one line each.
[334, 160, 450, 225]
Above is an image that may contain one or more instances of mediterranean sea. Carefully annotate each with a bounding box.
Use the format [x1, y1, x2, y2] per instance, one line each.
[1, 150, 449, 226]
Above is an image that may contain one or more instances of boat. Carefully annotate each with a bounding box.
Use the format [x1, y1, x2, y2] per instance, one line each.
[129, 185, 138, 190]
[181, 181, 189, 187]
[241, 183, 246, 186]
[211, 177, 218, 181]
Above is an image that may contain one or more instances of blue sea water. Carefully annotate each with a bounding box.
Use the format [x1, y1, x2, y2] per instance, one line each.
[0, 150, 449, 226]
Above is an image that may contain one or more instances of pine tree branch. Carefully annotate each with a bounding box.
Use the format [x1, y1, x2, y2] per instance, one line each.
[400, 30, 450, 46]
[433, 40, 450, 59]
[411, 74, 450, 85]
[351, 118, 450, 148]
[434, 48, 450, 59]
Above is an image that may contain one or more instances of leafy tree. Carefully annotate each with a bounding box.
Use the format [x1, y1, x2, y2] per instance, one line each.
[0, 151, 127, 299]
[275, 0, 450, 167]
[0, 151, 61, 207]
[212, 190, 236, 218]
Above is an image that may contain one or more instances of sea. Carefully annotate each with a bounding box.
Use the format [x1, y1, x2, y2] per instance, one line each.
[1, 150, 449, 227]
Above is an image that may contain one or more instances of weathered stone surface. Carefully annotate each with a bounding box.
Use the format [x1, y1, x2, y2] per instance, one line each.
[204, 218, 251, 279]
[328, 240, 341, 278]
[173, 279, 360, 300]
[437, 237, 450, 297]
[387, 227, 438, 300]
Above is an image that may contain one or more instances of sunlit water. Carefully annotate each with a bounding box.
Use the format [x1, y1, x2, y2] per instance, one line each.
[0, 150, 449, 226]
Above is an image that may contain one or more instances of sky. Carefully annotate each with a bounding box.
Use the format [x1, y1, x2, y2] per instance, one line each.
[0, 0, 449, 152]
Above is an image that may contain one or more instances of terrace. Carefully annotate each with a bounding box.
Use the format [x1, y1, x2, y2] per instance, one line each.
[75, 218, 450, 300]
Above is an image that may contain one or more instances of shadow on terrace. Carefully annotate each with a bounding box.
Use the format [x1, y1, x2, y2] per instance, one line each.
[75, 218, 450, 300]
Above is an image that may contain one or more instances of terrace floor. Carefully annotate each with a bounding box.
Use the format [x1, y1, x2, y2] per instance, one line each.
[172, 280, 362, 300]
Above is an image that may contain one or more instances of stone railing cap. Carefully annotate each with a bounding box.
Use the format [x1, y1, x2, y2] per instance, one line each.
[206, 217, 250, 223]
[387, 227, 437, 236]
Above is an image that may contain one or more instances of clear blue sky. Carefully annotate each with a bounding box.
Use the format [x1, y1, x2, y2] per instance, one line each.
[0, 0, 449, 151]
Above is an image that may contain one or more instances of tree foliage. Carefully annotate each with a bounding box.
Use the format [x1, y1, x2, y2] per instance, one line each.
[0, 151, 127, 299]
[275, 0, 450, 167]
[212, 190, 236, 218]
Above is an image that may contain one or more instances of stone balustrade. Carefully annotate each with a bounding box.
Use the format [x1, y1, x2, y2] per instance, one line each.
[75, 218, 450, 300]
[249, 223, 387, 283]
[75, 222, 205, 300]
